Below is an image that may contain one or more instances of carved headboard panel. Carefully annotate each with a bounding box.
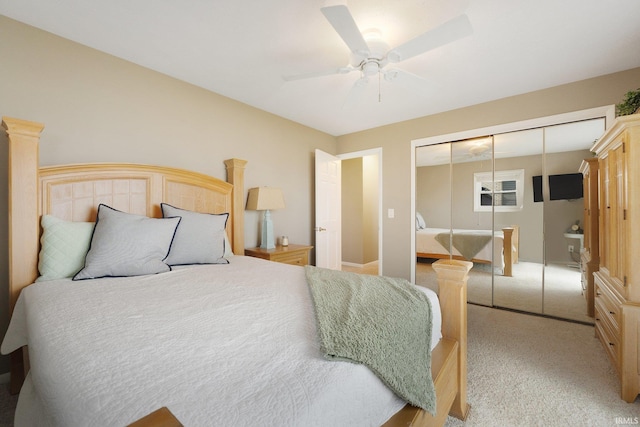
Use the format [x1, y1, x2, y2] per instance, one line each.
[40, 165, 234, 223]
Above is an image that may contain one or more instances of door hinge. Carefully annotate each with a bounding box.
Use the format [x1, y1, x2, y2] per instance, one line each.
[624, 209, 627, 220]
[622, 141, 626, 153]
[624, 276, 628, 287]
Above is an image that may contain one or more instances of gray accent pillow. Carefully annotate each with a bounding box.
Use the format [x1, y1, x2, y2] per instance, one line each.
[161, 203, 229, 266]
[73, 204, 181, 280]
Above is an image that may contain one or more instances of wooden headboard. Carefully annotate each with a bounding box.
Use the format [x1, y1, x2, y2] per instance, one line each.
[2, 116, 247, 313]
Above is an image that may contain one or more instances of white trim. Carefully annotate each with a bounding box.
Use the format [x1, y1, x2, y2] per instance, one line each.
[412, 105, 615, 148]
[409, 105, 615, 283]
[338, 147, 383, 275]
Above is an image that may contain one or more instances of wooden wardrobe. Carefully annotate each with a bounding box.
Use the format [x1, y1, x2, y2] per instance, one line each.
[591, 113, 640, 403]
[579, 158, 599, 318]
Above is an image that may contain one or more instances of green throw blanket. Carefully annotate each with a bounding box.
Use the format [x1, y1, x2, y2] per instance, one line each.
[304, 265, 436, 414]
[435, 230, 492, 261]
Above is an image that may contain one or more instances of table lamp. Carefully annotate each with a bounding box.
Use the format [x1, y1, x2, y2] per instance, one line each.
[246, 187, 285, 249]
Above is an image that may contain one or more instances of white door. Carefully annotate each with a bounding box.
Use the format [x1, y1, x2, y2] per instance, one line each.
[315, 149, 341, 269]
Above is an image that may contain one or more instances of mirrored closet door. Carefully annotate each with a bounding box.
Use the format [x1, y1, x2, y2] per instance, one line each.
[414, 117, 605, 323]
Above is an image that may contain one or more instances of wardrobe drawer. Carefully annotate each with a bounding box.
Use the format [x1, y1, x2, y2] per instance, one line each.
[595, 308, 621, 372]
[594, 276, 623, 332]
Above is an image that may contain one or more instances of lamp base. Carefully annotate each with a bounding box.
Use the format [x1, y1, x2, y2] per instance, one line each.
[260, 209, 276, 249]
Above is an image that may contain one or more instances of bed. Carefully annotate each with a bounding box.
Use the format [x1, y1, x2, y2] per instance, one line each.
[1, 117, 472, 427]
[416, 226, 519, 277]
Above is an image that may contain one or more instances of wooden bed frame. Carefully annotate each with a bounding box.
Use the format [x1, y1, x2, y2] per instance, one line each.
[417, 225, 519, 277]
[3, 116, 471, 427]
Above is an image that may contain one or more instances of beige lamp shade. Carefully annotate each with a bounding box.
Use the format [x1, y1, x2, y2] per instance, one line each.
[246, 187, 285, 211]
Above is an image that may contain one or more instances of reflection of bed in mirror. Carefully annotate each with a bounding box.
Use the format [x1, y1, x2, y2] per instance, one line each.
[416, 226, 519, 277]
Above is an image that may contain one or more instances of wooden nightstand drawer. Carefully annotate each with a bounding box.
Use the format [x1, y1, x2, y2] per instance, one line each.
[244, 244, 313, 266]
[270, 251, 309, 265]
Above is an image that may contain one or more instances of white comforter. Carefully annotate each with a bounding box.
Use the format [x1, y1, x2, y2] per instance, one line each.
[2, 256, 441, 427]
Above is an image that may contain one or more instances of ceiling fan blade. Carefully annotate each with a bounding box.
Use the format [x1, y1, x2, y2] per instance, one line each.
[342, 77, 368, 110]
[321, 5, 370, 56]
[387, 14, 472, 63]
[283, 66, 355, 82]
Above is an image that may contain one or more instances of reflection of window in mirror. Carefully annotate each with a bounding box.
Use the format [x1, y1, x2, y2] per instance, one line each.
[474, 169, 524, 212]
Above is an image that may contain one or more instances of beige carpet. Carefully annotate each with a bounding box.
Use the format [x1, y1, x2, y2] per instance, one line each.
[445, 304, 639, 426]
[417, 260, 593, 324]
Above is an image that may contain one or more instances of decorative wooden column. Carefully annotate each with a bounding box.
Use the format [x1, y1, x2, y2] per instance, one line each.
[2, 116, 44, 394]
[432, 259, 472, 421]
[224, 158, 247, 255]
[2, 117, 44, 311]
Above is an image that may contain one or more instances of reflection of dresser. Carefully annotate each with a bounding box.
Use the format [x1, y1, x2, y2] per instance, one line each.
[591, 113, 640, 403]
[579, 158, 598, 317]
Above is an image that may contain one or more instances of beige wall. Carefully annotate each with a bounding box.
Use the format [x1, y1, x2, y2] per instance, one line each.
[0, 16, 337, 375]
[362, 155, 379, 263]
[337, 66, 640, 279]
[341, 155, 379, 265]
[342, 158, 364, 263]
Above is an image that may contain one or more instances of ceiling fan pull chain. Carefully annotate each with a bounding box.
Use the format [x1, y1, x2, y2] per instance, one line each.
[378, 71, 381, 103]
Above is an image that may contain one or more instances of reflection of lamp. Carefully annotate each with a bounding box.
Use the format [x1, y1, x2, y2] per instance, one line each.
[246, 187, 285, 249]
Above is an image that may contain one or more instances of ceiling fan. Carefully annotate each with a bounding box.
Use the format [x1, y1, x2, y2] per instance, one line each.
[284, 4, 473, 106]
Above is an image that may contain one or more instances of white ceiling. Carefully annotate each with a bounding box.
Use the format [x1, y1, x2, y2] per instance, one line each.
[1, 0, 639, 136]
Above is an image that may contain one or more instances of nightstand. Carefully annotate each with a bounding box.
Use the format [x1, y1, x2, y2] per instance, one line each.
[244, 244, 313, 266]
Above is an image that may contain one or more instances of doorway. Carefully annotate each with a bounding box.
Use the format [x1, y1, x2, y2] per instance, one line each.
[410, 106, 614, 323]
[339, 149, 382, 275]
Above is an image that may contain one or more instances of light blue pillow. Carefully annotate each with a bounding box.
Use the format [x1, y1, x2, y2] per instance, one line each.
[161, 203, 229, 265]
[37, 215, 95, 281]
[73, 204, 181, 280]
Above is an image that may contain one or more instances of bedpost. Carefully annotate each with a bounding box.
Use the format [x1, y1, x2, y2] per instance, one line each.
[2, 117, 44, 394]
[432, 259, 472, 421]
[511, 225, 519, 264]
[2, 117, 44, 311]
[502, 227, 514, 277]
[224, 158, 247, 255]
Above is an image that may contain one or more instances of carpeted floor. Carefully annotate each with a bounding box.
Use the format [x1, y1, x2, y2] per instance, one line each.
[445, 304, 639, 426]
[0, 304, 637, 426]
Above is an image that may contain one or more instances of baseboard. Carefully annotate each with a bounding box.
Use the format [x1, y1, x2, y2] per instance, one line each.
[341, 261, 365, 268]
[341, 260, 379, 268]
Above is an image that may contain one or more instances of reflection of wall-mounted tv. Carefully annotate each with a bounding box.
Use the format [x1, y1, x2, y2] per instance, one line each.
[532, 175, 543, 203]
[532, 173, 583, 202]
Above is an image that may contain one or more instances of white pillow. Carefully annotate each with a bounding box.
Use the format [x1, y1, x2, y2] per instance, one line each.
[416, 212, 427, 230]
[37, 215, 95, 281]
[73, 204, 181, 280]
[161, 203, 229, 265]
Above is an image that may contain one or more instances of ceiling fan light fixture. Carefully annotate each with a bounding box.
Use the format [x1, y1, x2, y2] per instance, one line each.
[362, 60, 379, 77]
[384, 69, 399, 82]
[386, 50, 401, 63]
[469, 144, 490, 155]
